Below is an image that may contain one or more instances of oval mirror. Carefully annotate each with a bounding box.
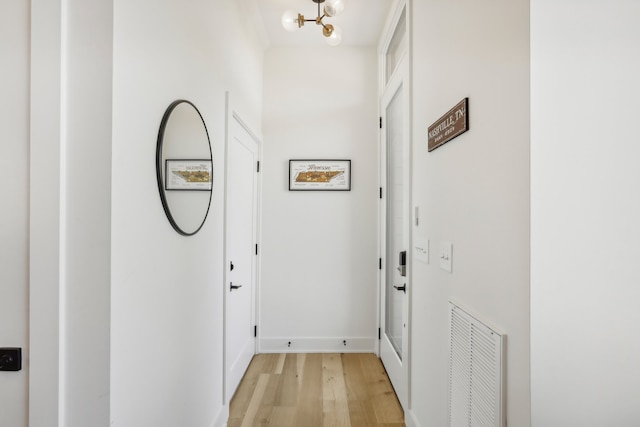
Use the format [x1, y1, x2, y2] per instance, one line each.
[156, 100, 213, 236]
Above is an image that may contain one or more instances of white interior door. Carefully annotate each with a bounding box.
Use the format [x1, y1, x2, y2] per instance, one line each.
[379, 3, 410, 407]
[380, 65, 410, 410]
[224, 110, 260, 402]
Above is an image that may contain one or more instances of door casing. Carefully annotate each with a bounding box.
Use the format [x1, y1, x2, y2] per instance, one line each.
[378, 0, 411, 412]
[223, 93, 262, 403]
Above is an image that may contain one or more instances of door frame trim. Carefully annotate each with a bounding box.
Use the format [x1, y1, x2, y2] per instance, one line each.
[222, 92, 263, 404]
[378, 0, 413, 412]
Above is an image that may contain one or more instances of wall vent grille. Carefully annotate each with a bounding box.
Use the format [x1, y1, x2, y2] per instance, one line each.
[449, 302, 504, 427]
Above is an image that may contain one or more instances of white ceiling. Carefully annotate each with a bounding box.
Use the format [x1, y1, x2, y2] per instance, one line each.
[254, 0, 395, 47]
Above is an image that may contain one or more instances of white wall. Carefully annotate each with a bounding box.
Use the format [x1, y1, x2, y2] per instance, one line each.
[0, 1, 29, 426]
[111, 1, 264, 426]
[531, 1, 640, 425]
[261, 47, 379, 352]
[409, 0, 530, 425]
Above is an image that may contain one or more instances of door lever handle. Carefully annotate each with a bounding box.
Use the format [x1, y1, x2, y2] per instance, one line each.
[393, 284, 406, 293]
[230, 282, 243, 291]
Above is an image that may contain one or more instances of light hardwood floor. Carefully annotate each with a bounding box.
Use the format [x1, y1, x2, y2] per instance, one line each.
[228, 353, 405, 427]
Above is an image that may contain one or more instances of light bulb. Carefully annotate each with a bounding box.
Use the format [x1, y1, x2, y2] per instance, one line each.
[282, 10, 301, 32]
[324, 0, 345, 17]
[325, 25, 342, 46]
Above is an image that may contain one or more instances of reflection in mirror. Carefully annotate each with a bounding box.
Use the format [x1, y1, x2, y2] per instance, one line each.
[156, 100, 213, 236]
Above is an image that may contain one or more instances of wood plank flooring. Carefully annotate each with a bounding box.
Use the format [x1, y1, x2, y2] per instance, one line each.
[228, 353, 405, 427]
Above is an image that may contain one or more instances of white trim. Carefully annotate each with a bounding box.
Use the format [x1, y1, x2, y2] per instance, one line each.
[223, 92, 230, 405]
[378, 0, 407, 54]
[259, 337, 377, 353]
[378, 0, 408, 93]
[405, 409, 421, 427]
[378, 0, 413, 413]
[377, 0, 410, 364]
[58, 1, 69, 424]
[30, 1, 64, 425]
[211, 404, 229, 427]
[223, 92, 263, 404]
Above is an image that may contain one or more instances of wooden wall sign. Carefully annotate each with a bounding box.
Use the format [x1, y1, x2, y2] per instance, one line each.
[428, 98, 469, 152]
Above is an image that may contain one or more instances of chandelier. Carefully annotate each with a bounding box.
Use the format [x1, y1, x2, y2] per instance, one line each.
[281, 0, 345, 46]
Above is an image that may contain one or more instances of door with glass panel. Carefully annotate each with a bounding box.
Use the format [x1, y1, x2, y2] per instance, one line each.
[379, 2, 409, 410]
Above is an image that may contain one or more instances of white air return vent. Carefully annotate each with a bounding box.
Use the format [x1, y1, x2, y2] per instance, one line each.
[449, 302, 504, 427]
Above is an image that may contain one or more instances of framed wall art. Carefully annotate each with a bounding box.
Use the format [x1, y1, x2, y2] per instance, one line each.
[165, 159, 213, 191]
[289, 159, 351, 191]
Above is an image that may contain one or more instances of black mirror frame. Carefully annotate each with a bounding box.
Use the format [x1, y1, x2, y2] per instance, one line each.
[156, 99, 213, 236]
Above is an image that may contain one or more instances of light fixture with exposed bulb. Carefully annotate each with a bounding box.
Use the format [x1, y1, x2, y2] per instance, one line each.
[281, 0, 345, 46]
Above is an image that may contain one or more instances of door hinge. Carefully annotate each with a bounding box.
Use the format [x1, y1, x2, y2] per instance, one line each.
[379, 116, 382, 129]
[257, 161, 260, 173]
[379, 187, 383, 199]
[379, 258, 382, 270]
[255, 244, 258, 255]
[254, 325, 257, 337]
[378, 327, 381, 340]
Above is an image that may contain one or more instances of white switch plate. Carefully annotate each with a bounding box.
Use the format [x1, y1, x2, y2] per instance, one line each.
[440, 241, 452, 273]
[414, 238, 429, 264]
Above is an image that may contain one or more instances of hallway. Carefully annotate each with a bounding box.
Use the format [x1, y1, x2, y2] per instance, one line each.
[228, 353, 404, 427]
[5, 0, 640, 426]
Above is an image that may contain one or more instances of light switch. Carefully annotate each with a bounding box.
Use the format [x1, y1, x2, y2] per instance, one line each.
[440, 241, 452, 273]
[414, 238, 429, 264]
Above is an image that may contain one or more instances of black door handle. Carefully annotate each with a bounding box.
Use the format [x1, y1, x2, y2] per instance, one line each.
[230, 282, 243, 291]
[393, 284, 406, 293]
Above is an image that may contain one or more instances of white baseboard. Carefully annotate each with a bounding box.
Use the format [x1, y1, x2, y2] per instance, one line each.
[405, 409, 421, 427]
[211, 403, 229, 427]
[259, 337, 376, 353]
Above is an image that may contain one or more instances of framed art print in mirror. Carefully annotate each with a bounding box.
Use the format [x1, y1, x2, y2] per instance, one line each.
[165, 159, 213, 191]
[289, 159, 351, 191]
